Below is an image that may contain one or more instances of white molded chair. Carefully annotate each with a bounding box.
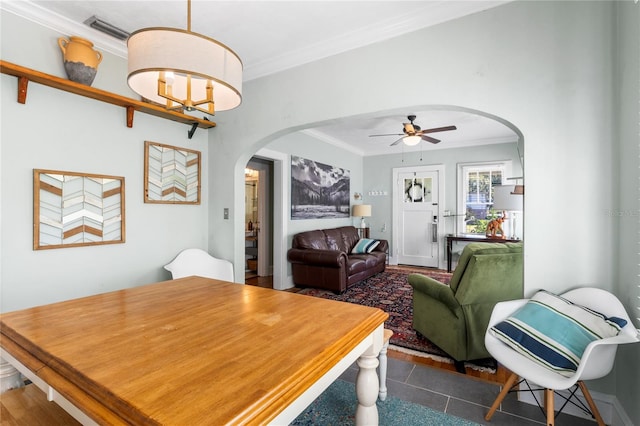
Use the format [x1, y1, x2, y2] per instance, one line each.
[164, 248, 234, 282]
[485, 287, 639, 426]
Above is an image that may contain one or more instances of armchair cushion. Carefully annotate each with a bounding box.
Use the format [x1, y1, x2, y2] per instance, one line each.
[490, 290, 627, 376]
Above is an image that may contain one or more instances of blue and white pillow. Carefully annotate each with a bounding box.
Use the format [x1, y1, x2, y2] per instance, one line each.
[352, 238, 380, 254]
[490, 290, 627, 377]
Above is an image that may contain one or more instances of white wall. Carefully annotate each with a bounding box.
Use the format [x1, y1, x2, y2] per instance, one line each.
[1, 11, 210, 311]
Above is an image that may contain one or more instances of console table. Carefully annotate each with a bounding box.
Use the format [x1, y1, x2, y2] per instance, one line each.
[446, 234, 521, 272]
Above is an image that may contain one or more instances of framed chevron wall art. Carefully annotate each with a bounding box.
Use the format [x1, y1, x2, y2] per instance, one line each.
[33, 169, 125, 250]
[144, 141, 201, 204]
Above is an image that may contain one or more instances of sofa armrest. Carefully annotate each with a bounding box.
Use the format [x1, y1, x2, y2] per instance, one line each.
[408, 273, 460, 315]
[287, 248, 347, 268]
[372, 239, 389, 253]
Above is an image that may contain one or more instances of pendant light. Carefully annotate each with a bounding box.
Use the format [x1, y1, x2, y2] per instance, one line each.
[127, 0, 242, 115]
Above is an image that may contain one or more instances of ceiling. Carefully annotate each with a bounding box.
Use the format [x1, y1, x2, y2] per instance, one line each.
[3, 1, 518, 156]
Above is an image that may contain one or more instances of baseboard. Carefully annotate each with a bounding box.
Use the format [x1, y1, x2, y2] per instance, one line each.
[517, 386, 633, 425]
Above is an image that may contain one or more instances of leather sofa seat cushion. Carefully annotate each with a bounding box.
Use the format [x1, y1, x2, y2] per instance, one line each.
[350, 252, 386, 270]
[347, 257, 368, 275]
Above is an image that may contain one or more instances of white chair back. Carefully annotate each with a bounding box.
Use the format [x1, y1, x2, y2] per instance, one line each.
[164, 248, 234, 282]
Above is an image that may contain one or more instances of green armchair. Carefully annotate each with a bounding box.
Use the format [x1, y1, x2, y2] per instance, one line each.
[409, 242, 523, 362]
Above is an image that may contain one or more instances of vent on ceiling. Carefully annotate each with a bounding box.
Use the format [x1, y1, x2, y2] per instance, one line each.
[84, 16, 130, 40]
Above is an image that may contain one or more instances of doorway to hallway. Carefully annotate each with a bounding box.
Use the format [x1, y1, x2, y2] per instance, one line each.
[245, 157, 274, 283]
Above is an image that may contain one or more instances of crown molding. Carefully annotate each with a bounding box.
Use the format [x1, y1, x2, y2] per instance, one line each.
[3, 0, 510, 82]
[1, 1, 128, 58]
[244, 1, 510, 81]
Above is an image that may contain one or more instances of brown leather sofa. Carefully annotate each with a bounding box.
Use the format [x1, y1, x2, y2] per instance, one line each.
[287, 226, 388, 293]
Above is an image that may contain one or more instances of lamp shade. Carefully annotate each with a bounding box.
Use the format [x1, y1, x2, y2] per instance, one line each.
[127, 28, 243, 112]
[492, 185, 523, 211]
[352, 204, 372, 217]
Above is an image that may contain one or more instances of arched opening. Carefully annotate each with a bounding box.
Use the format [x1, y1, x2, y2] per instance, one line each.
[240, 105, 524, 289]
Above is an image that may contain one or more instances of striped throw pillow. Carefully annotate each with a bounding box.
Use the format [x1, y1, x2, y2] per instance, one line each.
[352, 238, 380, 254]
[490, 290, 627, 377]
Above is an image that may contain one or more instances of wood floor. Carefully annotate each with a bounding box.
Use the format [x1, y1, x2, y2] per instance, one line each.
[244, 272, 509, 386]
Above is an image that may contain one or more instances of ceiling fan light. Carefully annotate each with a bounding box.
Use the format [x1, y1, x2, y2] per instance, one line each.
[403, 135, 421, 146]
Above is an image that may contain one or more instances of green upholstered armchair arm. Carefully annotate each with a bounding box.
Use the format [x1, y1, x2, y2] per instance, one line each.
[408, 273, 460, 315]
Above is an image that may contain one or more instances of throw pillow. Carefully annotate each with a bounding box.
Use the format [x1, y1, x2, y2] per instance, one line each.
[489, 290, 627, 377]
[352, 238, 380, 254]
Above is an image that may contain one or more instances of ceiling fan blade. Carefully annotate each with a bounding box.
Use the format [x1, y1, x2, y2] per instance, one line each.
[389, 137, 404, 146]
[369, 133, 403, 137]
[419, 125, 457, 134]
[421, 135, 441, 144]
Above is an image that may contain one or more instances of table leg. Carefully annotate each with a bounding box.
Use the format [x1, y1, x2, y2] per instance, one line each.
[355, 350, 380, 425]
[378, 339, 390, 401]
[447, 238, 453, 272]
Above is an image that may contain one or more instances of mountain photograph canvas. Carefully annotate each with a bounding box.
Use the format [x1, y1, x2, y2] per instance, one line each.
[291, 156, 350, 220]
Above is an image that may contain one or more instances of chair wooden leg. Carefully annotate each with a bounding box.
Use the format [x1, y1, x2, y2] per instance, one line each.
[544, 388, 555, 426]
[485, 372, 518, 421]
[578, 381, 605, 426]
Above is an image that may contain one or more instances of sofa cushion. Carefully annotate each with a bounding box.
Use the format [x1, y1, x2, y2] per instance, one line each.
[292, 229, 329, 250]
[323, 226, 360, 253]
[489, 290, 627, 377]
[346, 257, 368, 275]
[352, 238, 380, 254]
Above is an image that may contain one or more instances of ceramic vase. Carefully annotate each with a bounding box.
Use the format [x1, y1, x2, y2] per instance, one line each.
[57, 36, 103, 86]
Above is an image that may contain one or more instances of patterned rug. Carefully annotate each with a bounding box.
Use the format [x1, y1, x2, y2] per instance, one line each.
[297, 265, 496, 373]
[292, 379, 480, 425]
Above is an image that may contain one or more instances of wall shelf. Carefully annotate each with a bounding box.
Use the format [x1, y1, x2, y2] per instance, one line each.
[0, 60, 216, 131]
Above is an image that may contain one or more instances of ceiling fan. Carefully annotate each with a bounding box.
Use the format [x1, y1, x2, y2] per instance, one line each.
[369, 115, 457, 146]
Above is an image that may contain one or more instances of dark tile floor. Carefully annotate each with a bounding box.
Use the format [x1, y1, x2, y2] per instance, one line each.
[339, 357, 598, 425]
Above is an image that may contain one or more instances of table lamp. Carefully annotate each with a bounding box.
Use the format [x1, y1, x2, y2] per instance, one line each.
[352, 204, 372, 228]
[491, 185, 523, 239]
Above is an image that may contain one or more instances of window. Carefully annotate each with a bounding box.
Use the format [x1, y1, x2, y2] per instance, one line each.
[457, 161, 511, 234]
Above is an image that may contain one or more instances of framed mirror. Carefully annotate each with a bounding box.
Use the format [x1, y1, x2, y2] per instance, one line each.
[144, 141, 201, 204]
[33, 169, 125, 250]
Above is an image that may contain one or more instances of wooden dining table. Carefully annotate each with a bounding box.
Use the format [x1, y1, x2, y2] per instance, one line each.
[0, 277, 388, 425]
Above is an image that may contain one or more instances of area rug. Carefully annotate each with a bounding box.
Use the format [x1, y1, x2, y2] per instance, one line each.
[291, 379, 480, 425]
[297, 266, 497, 373]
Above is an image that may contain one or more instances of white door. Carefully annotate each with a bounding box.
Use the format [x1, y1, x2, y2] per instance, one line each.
[395, 168, 441, 267]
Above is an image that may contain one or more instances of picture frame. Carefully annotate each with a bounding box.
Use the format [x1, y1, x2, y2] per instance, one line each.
[33, 169, 125, 250]
[144, 141, 201, 204]
[290, 155, 350, 219]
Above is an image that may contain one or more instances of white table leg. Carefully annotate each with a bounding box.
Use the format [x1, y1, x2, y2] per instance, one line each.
[355, 350, 380, 425]
[378, 339, 390, 401]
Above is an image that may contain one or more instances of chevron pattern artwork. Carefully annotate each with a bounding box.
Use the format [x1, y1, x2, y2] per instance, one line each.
[144, 141, 201, 204]
[34, 169, 125, 250]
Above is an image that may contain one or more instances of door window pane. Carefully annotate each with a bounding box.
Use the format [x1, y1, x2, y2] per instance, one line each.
[404, 178, 432, 203]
